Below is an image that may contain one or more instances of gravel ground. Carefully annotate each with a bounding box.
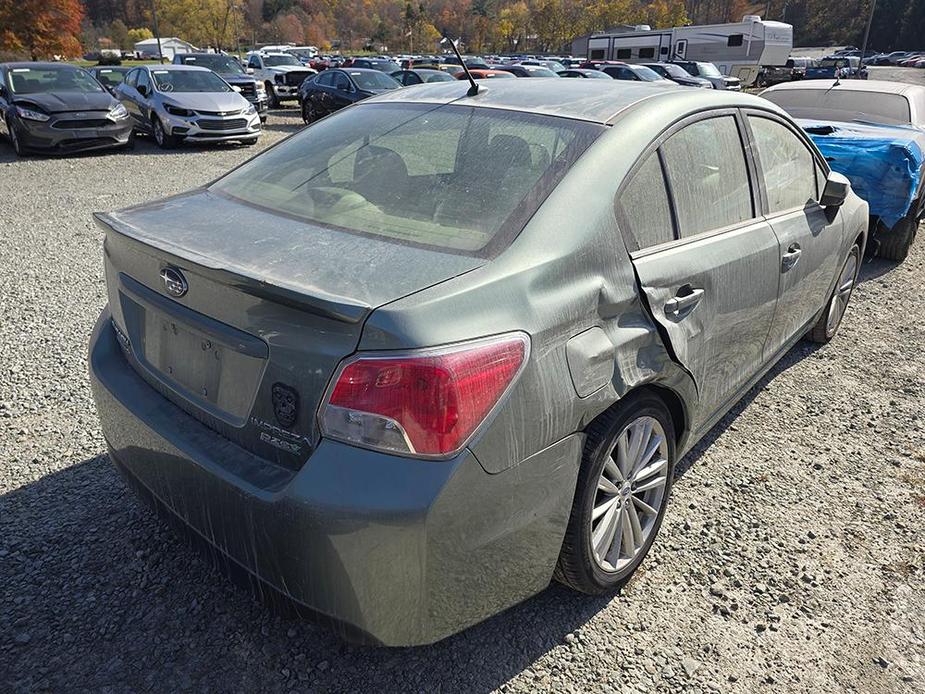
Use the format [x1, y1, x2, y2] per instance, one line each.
[2, 70, 925, 693]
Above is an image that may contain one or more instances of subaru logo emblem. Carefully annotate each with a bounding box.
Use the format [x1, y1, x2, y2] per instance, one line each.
[160, 267, 188, 298]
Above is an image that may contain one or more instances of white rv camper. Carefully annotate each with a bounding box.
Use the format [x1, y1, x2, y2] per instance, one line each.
[587, 15, 793, 86]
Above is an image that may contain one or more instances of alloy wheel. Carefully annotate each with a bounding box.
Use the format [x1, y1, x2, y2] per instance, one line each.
[826, 249, 859, 336]
[590, 416, 669, 572]
[154, 119, 165, 147]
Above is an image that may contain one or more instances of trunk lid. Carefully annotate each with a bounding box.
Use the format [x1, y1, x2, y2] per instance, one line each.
[97, 189, 483, 468]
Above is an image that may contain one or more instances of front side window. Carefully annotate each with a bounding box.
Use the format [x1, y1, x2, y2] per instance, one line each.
[661, 116, 753, 237]
[619, 153, 675, 251]
[123, 68, 138, 88]
[136, 69, 151, 92]
[315, 71, 334, 86]
[748, 116, 817, 213]
[248, 56, 261, 69]
[212, 104, 603, 254]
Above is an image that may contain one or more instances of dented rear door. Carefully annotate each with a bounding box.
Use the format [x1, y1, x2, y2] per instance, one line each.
[619, 111, 781, 424]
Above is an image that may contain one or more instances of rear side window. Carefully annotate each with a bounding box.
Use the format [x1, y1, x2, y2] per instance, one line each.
[619, 153, 675, 251]
[748, 116, 818, 213]
[660, 116, 752, 237]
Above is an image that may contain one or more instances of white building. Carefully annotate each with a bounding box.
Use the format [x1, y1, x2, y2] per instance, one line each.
[133, 37, 197, 60]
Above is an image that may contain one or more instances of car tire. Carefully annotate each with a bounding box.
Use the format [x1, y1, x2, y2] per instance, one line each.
[6, 117, 25, 157]
[266, 82, 280, 109]
[152, 117, 178, 150]
[807, 243, 860, 343]
[554, 392, 676, 595]
[122, 130, 136, 151]
[301, 100, 318, 124]
[876, 216, 917, 261]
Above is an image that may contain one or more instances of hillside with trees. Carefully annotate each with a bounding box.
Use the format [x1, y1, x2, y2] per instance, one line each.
[1, 0, 923, 60]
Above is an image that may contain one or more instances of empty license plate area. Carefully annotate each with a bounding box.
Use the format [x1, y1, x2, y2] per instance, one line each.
[118, 273, 268, 427]
[145, 315, 223, 405]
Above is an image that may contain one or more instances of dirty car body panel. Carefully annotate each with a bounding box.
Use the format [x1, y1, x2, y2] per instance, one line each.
[89, 80, 867, 645]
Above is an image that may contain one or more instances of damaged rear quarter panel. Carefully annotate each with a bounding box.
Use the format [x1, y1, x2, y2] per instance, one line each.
[360, 118, 697, 473]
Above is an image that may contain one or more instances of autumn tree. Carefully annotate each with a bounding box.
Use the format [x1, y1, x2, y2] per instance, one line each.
[0, 0, 86, 59]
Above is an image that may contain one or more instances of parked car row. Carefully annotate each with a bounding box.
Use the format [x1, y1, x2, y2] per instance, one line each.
[295, 60, 744, 125]
[0, 61, 263, 155]
[89, 76, 871, 647]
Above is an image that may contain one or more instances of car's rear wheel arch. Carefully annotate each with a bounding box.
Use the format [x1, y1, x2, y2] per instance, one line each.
[596, 384, 687, 447]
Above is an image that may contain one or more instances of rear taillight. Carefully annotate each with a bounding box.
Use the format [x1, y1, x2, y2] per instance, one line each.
[319, 333, 529, 458]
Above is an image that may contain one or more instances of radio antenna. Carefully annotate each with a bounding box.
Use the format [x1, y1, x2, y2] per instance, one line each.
[441, 33, 480, 96]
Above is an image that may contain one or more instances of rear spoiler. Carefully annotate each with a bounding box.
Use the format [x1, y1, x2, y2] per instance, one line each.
[94, 211, 371, 324]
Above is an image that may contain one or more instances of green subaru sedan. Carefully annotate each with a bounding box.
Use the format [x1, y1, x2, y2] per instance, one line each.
[89, 78, 868, 645]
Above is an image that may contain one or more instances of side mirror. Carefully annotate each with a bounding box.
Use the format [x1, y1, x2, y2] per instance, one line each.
[137, 84, 149, 97]
[820, 170, 850, 207]
[247, 67, 255, 74]
[0, 84, 6, 99]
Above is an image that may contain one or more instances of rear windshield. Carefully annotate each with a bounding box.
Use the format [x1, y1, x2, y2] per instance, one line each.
[763, 89, 912, 125]
[178, 55, 245, 75]
[633, 65, 664, 81]
[349, 71, 400, 90]
[697, 63, 722, 77]
[212, 103, 602, 254]
[264, 55, 301, 67]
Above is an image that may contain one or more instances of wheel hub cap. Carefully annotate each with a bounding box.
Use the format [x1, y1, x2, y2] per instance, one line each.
[590, 416, 669, 573]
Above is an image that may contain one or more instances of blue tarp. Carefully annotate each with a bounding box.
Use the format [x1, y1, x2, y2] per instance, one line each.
[799, 119, 925, 228]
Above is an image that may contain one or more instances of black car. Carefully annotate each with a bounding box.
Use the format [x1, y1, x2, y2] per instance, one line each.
[558, 68, 612, 79]
[173, 53, 269, 122]
[495, 65, 560, 78]
[0, 62, 134, 157]
[87, 66, 132, 95]
[342, 58, 401, 73]
[641, 63, 713, 88]
[389, 69, 455, 86]
[298, 68, 400, 123]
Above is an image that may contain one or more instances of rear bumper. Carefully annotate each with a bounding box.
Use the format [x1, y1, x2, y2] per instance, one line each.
[88, 308, 580, 645]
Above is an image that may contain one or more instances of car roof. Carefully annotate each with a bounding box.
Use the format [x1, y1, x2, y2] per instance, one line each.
[337, 68, 383, 74]
[365, 78, 782, 125]
[762, 79, 925, 98]
[2, 62, 87, 70]
[145, 64, 210, 72]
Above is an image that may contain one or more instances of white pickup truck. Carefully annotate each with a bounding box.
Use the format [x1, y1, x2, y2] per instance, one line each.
[245, 52, 316, 108]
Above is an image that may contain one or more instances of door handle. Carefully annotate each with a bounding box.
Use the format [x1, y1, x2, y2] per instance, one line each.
[782, 243, 802, 271]
[664, 286, 705, 316]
